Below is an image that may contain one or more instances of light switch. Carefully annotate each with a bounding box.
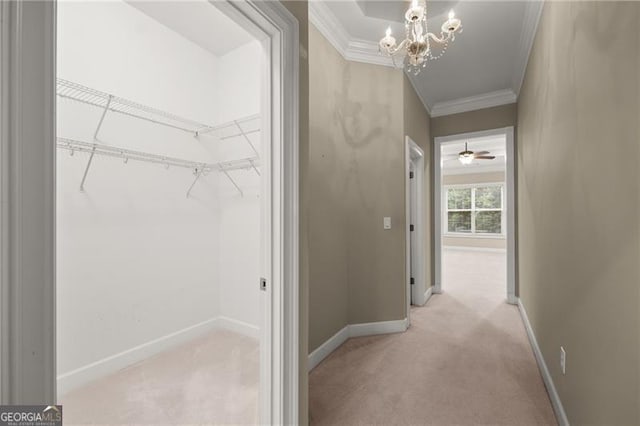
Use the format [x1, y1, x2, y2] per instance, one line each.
[383, 217, 392, 230]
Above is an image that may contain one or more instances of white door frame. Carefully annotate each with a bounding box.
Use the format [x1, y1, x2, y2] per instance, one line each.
[433, 127, 516, 304]
[0, 1, 300, 423]
[405, 137, 427, 312]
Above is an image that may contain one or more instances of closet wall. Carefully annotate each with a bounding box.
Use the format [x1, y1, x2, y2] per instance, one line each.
[56, 1, 262, 394]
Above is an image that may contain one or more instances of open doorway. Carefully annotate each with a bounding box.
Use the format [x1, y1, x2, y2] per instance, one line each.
[434, 128, 516, 304]
[0, 0, 298, 422]
[55, 1, 268, 423]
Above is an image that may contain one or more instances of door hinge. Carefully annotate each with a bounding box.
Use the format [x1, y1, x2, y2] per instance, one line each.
[260, 277, 267, 291]
[409, 171, 414, 179]
[410, 277, 415, 285]
[410, 224, 414, 231]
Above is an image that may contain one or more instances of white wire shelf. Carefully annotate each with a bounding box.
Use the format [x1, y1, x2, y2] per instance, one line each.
[58, 137, 260, 197]
[56, 78, 261, 141]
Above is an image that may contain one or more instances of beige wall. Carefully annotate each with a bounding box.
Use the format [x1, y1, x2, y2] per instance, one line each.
[280, 2, 309, 424]
[517, 2, 640, 424]
[403, 75, 432, 289]
[442, 171, 506, 249]
[431, 103, 517, 138]
[308, 25, 431, 351]
[308, 23, 350, 351]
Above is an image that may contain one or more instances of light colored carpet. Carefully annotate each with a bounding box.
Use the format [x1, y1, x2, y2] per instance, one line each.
[60, 329, 259, 425]
[309, 247, 557, 425]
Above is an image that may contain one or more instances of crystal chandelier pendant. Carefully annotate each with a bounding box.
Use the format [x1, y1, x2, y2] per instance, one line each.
[378, 0, 462, 75]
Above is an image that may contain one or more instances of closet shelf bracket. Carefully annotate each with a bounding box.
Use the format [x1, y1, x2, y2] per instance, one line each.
[234, 120, 259, 157]
[94, 95, 113, 141]
[186, 168, 204, 198]
[222, 169, 243, 197]
[79, 144, 97, 192]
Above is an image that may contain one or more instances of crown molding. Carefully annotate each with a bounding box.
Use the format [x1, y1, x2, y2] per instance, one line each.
[309, 0, 350, 57]
[430, 89, 517, 118]
[309, 0, 394, 68]
[406, 73, 432, 115]
[512, 0, 544, 94]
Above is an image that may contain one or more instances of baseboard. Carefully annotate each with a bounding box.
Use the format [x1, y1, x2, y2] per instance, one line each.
[217, 316, 260, 339]
[57, 316, 257, 396]
[517, 298, 570, 426]
[308, 318, 409, 371]
[423, 286, 433, 304]
[349, 318, 408, 338]
[307, 325, 350, 371]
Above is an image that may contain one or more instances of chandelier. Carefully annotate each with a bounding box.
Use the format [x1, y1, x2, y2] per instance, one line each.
[379, 0, 462, 74]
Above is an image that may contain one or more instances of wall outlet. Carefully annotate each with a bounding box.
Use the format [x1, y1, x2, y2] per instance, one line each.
[383, 217, 391, 230]
[560, 346, 566, 375]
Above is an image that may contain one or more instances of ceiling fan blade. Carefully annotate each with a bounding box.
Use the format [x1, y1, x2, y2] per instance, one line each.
[474, 155, 496, 160]
[474, 151, 490, 156]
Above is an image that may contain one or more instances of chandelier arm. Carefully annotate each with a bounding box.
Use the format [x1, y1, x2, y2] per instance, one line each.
[426, 31, 452, 44]
[385, 39, 410, 56]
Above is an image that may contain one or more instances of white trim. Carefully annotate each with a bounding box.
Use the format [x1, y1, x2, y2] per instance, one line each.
[405, 74, 432, 118]
[430, 89, 517, 118]
[434, 127, 516, 304]
[0, 0, 57, 404]
[216, 316, 260, 339]
[308, 319, 409, 371]
[443, 246, 506, 254]
[308, 1, 394, 68]
[443, 163, 506, 176]
[349, 318, 408, 338]
[422, 286, 433, 306]
[57, 317, 218, 396]
[518, 299, 569, 426]
[512, 1, 544, 94]
[344, 38, 394, 67]
[57, 317, 260, 396]
[1, 0, 299, 420]
[406, 137, 426, 310]
[307, 326, 349, 372]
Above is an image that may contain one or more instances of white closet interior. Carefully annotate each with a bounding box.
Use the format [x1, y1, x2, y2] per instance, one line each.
[56, 0, 264, 417]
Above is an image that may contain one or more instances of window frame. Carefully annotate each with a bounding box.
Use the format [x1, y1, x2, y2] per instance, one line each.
[444, 182, 505, 238]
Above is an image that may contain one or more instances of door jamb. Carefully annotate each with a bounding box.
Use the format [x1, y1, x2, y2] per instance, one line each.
[405, 137, 427, 313]
[433, 127, 516, 304]
[0, 1, 300, 423]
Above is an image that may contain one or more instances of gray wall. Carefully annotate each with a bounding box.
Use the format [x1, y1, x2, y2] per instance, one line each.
[308, 25, 430, 352]
[308, 23, 350, 351]
[431, 103, 517, 138]
[517, 1, 640, 424]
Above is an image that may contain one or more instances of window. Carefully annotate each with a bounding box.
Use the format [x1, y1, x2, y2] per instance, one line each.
[445, 184, 503, 235]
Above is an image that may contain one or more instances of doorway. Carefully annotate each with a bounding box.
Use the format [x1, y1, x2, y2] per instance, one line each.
[0, 1, 298, 423]
[433, 127, 516, 304]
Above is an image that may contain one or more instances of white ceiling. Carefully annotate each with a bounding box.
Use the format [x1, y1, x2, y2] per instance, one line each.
[127, 1, 255, 57]
[310, 0, 543, 116]
[442, 135, 506, 175]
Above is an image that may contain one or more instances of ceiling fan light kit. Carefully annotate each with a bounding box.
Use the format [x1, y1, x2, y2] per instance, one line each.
[379, 0, 462, 74]
[456, 142, 496, 165]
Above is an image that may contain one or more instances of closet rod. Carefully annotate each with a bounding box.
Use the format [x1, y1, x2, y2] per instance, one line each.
[57, 137, 259, 195]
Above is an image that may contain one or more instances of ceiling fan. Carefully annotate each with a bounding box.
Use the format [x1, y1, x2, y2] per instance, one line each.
[448, 142, 496, 165]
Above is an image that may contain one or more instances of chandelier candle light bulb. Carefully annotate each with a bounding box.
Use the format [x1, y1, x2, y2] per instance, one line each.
[379, 0, 463, 74]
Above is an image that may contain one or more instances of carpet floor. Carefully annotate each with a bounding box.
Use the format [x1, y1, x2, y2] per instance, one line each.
[309, 247, 557, 425]
[60, 329, 259, 425]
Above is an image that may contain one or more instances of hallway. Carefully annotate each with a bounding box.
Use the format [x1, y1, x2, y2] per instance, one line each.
[309, 248, 556, 425]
